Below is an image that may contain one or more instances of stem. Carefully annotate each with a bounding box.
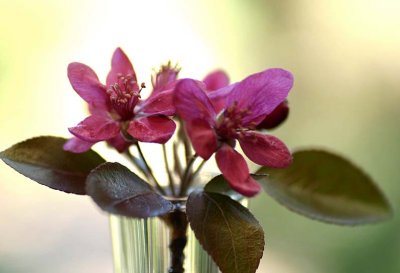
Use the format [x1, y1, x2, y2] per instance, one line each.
[162, 144, 176, 196]
[123, 149, 148, 177]
[188, 159, 207, 184]
[177, 119, 191, 164]
[161, 210, 188, 273]
[182, 135, 191, 164]
[173, 141, 183, 179]
[179, 154, 198, 196]
[135, 143, 166, 195]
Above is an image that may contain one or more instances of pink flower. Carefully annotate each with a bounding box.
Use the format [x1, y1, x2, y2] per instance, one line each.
[174, 68, 293, 197]
[204, 70, 290, 130]
[64, 48, 176, 153]
[202, 70, 237, 113]
[203, 70, 230, 91]
[151, 61, 180, 93]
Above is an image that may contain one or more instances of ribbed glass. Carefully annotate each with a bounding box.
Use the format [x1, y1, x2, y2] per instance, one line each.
[109, 214, 219, 273]
[109, 198, 248, 273]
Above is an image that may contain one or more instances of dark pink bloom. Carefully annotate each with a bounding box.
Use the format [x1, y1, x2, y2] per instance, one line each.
[203, 70, 236, 113]
[64, 48, 176, 153]
[174, 68, 293, 197]
[203, 71, 290, 130]
[203, 70, 230, 91]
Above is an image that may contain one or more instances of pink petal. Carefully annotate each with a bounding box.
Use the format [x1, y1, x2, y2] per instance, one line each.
[186, 119, 217, 160]
[174, 79, 216, 125]
[226, 68, 293, 125]
[257, 100, 289, 130]
[138, 89, 175, 116]
[127, 116, 176, 144]
[69, 115, 120, 142]
[203, 70, 229, 91]
[239, 131, 292, 168]
[106, 48, 138, 87]
[67, 62, 108, 110]
[207, 83, 237, 114]
[107, 134, 131, 153]
[63, 137, 94, 153]
[215, 144, 261, 197]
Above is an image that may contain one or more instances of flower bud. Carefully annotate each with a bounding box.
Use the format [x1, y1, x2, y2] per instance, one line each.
[257, 100, 289, 130]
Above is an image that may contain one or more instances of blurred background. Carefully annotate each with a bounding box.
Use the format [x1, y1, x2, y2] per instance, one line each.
[1, 0, 399, 272]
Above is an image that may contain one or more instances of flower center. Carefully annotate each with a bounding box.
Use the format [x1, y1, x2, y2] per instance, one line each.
[216, 102, 255, 141]
[106, 74, 142, 120]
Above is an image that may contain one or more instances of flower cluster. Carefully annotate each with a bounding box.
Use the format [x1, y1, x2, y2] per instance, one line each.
[65, 48, 293, 197]
[1, 47, 391, 273]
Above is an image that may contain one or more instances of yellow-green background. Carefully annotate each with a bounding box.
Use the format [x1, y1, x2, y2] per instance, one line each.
[1, 1, 399, 272]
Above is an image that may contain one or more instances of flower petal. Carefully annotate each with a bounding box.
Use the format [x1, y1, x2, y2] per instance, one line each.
[226, 68, 293, 125]
[106, 48, 138, 87]
[215, 144, 261, 197]
[67, 62, 108, 110]
[63, 137, 94, 153]
[257, 100, 289, 130]
[174, 79, 216, 124]
[186, 119, 217, 160]
[69, 115, 120, 142]
[203, 70, 229, 91]
[207, 83, 237, 114]
[107, 134, 131, 153]
[138, 89, 175, 116]
[127, 116, 176, 144]
[239, 131, 292, 168]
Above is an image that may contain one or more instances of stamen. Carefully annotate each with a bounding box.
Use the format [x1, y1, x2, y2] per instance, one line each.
[106, 74, 141, 121]
[248, 122, 257, 130]
[216, 103, 256, 141]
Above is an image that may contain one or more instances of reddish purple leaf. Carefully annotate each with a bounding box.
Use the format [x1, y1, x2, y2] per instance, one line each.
[0, 136, 105, 194]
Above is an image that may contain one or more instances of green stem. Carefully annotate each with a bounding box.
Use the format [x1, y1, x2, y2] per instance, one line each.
[177, 119, 191, 164]
[162, 144, 176, 196]
[172, 141, 183, 179]
[136, 143, 166, 195]
[179, 154, 198, 196]
[123, 149, 148, 177]
[189, 159, 207, 184]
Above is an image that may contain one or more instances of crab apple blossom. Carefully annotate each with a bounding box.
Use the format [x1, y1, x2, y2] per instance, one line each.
[64, 48, 177, 153]
[174, 68, 293, 196]
[204, 70, 290, 130]
[151, 61, 181, 93]
[203, 70, 230, 91]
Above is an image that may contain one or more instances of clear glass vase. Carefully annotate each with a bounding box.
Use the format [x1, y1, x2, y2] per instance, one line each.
[109, 209, 219, 273]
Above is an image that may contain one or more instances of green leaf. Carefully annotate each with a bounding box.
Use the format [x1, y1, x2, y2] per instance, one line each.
[86, 162, 174, 218]
[186, 191, 264, 273]
[204, 175, 240, 197]
[205, 174, 267, 200]
[257, 149, 392, 225]
[0, 136, 105, 194]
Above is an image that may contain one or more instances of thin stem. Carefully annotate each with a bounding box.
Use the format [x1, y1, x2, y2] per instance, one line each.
[189, 159, 207, 183]
[172, 141, 183, 179]
[177, 119, 191, 164]
[182, 159, 207, 197]
[182, 135, 191, 164]
[179, 154, 198, 196]
[123, 149, 148, 177]
[162, 144, 176, 196]
[136, 143, 166, 195]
